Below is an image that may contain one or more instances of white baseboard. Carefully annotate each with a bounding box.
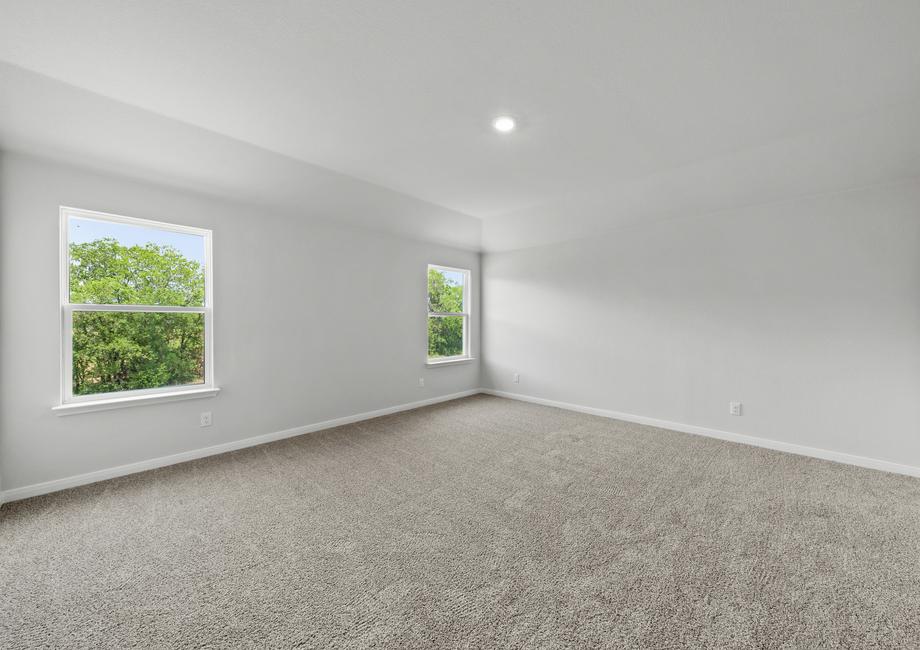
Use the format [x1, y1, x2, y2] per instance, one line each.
[5, 386, 917, 505]
[482, 388, 920, 478]
[0, 389, 480, 505]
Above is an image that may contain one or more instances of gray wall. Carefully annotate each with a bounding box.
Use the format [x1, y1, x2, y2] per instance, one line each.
[482, 181, 920, 468]
[0, 153, 480, 491]
[4, 151, 918, 492]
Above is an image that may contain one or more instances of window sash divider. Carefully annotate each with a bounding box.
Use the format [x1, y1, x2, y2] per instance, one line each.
[428, 312, 469, 318]
[64, 304, 207, 314]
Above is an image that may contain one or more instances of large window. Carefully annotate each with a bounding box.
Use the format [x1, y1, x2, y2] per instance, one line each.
[427, 264, 470, 362]
[58, 207, 214, 408]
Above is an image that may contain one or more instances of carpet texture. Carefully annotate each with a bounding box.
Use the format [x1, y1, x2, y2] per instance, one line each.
[3, 395, 920, 648]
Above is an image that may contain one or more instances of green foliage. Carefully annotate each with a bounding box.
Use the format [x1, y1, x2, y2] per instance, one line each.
[427, 268, 465, 358]
[70, 239, 205, 395]
[70, 238, 204, 306]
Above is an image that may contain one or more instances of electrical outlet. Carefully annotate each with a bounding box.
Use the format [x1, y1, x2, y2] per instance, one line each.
[418, 377, 425, 388]
[513, 373, 520, 384]
[200, 411, 212, 427]
[729, 402, 742, 416]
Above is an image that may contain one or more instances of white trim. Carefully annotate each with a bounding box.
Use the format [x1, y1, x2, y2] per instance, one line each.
[63, 381, 215, 405]
[481, 389, 920, 478]
[60, 205, 211, 238]
[65, 304, 207, 313]
[59, 206, 215, 406]
[9, 387, 917, 506]
[2, 390, 480, 504]
[426, 356, 476, 367]
[52, 387, 220, 415]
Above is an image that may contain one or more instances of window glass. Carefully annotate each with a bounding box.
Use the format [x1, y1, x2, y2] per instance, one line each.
[61, 208, 212, 403]
[427, 267, 465, 313]
[428, 315, 465, 359]
[72, 311, 205, 395]
[427, 265, 469, 360]
[69, 216, 205, 306]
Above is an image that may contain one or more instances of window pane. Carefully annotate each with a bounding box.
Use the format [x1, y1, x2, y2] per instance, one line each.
[428, 267, 465, 313]
[72, 311, 205, 396]
[69, 216, 205, 306]
[428, 315, 465, 358]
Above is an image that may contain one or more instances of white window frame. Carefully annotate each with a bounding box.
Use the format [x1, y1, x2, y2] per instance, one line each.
[54, 207, 217, 414]
[427, 264, 471, 365]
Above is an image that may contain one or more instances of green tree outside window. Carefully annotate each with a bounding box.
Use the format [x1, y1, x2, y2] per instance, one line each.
[427, 267, 467, 359]
[70, 238, 205, 395]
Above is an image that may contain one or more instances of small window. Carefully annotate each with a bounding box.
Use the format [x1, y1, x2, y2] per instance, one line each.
[60, 207, 213, 404]
[427, 264, 470, 362]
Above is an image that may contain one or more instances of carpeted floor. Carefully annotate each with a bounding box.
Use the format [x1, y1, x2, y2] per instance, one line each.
[2, 395, 920, 648]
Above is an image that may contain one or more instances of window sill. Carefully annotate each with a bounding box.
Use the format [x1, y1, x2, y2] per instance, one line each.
[52, 387, 220, 416]
[426, 357, 476, 367]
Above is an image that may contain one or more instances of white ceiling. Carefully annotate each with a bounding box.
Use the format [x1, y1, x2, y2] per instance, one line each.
[1, 1, 919, 250]
[0, 62, 483, 250]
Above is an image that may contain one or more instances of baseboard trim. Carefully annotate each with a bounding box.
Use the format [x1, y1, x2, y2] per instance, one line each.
[482, 388, 920, 478]
[5, 386, 917, 505]
[0, 389, 480, 504]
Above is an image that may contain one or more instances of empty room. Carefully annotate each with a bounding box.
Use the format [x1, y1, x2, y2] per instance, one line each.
[2, 1, 920, 647]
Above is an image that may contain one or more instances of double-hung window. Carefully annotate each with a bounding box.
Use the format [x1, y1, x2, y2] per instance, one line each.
[427, 264, 471, 363]
[57, 207, 215, 412]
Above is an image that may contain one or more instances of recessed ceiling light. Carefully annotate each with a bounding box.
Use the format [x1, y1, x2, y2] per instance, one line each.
[492, 115, 516, 133]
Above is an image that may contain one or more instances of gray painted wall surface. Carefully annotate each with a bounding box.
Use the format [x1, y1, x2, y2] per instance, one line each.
[482, 182, 920, 468]
[0, 153, 480, 491]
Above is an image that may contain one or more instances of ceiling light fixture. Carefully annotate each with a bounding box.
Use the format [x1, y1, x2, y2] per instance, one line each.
[492, 115, 516, 133]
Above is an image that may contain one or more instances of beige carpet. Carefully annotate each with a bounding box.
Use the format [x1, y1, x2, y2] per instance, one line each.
[2, 395, 920, 648]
